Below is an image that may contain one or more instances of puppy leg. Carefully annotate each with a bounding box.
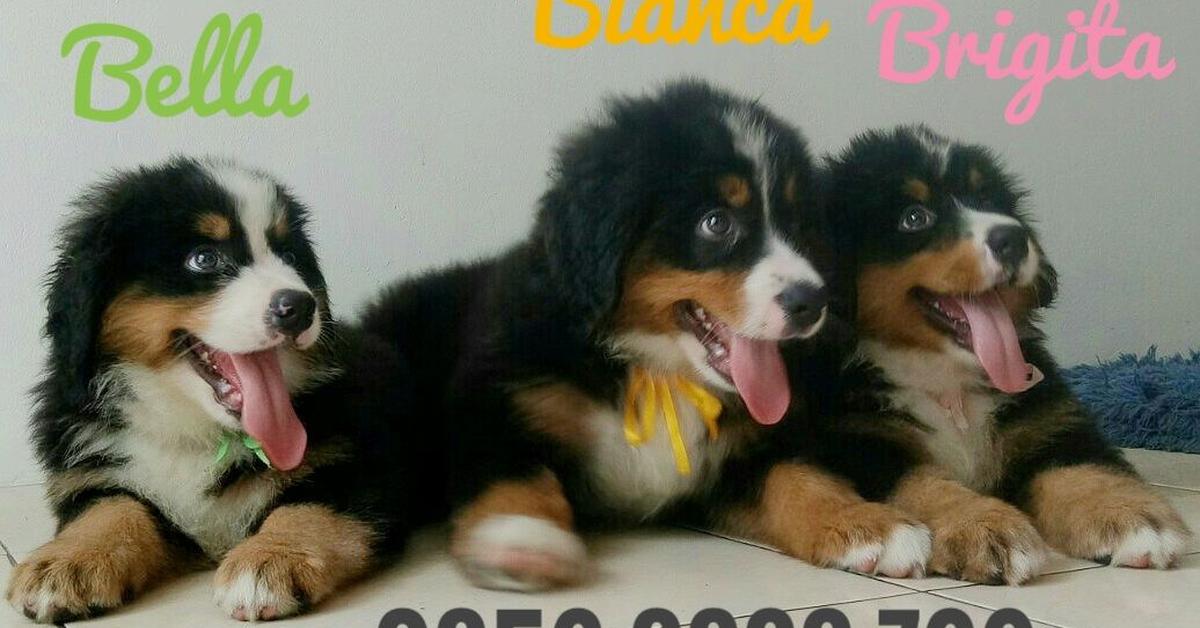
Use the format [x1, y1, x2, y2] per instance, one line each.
[451, 469, 586, 592]
[6, 495, 182, 624]
[892, 467, 1047, 585]
[729, 463, 931, 578]
[1027, 464, 1190, 569]
[212, 504, 377, 622]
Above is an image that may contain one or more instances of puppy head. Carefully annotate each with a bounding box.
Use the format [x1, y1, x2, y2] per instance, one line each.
[47, 157, 327, 469]
[827, 125, 1057, 392]
[538, 80, 830, 424]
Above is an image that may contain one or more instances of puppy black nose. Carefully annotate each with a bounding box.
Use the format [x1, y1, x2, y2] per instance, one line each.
[987, 225, 1029, 269]
[267, 290, 316, 337]
[776, 282, 828, 331]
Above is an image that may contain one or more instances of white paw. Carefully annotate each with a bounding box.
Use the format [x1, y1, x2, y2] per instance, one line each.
[458, 515, 587, 592]
[834, 524, 931, 578]
[11, 583, 79, 625]
[1110, 526, 1187, 569]
[876, 524, 932, 578]
[6, 550, 131, 624]
[834, 540, 885, 574]
[1003, 543, 1047, 585]
[212, 569, 300, 622]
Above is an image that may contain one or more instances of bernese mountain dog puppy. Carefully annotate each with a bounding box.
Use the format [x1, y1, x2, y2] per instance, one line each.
[362, 80, 932, 591]
[807, 125, 1191, 584]
[6, 158, 428, 623]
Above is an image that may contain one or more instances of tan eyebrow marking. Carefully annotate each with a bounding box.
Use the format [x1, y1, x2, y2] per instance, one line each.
[968, 168, 985, 191]
[903, 179, 931, 203]
[271, 211, 289, 239]
[718, 174, 752, 209]
[196, 213, 231, 240]
[783, 174, 800, 204]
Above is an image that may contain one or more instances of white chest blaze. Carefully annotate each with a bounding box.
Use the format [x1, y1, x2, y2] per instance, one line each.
[861, 341, 1005, 491]
[94, 365, 284, 557]
[583, 396, 731, 520]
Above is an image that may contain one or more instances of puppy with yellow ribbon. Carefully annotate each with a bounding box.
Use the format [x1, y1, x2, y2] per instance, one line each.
[623, 367, 722, 476]
[361, 80, 932, 592]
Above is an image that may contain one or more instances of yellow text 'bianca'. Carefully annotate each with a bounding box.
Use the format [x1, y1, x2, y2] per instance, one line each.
[535, 0, 830, 48]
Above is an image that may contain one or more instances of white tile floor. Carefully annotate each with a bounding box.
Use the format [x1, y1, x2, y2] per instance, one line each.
[2, 449, 1198, 628]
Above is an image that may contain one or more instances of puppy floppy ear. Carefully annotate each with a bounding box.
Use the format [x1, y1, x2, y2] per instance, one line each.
[817, 158, 863, 329]
[536, 129, 646, 334]
[44, 201, 119, 408]
[1032, 243, 1059, 309]
[1013, 192, 1058, 309]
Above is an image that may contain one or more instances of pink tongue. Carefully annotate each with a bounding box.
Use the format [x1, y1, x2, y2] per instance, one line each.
[729, 335, 790, 425]
[954, 291, 1044, 394]
[229, 351, 307, 471]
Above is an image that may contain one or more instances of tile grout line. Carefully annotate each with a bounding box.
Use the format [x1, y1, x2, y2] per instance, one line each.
[681, 525, 778, 553]
[756, 591, 923, 617]
[863, 575, 978, 594]
[680, 526, 952, 608]
[0, 482, 46, 495]
[1, 540, 68, 628]
[0, 538, 15, 566]
[925, 589, 1072, 628]
[1151, 482, 1200, 494]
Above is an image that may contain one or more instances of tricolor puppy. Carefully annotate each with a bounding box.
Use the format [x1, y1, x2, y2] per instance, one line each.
[362, 81, 931, 591]
[811, 125, 1191, 584]
[6, 158, 423, 623]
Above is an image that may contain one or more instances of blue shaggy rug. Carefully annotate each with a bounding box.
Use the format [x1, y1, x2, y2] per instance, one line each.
[1063, 349, 1200, 454]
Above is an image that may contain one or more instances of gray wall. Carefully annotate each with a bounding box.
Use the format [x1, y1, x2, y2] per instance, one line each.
[1, 0, 1196, 484]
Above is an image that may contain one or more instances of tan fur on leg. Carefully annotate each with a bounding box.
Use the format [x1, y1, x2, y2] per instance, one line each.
[1028, 464, 1191, 569]
[6, 495, 180, 624]
[892, 466, 1047, 584]
[212, 504, 376, 622]
[729, 463, 931, 578]
[451, 470, 587, 591]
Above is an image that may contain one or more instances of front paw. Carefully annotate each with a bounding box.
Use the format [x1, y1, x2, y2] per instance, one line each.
[1031, 465, 1192, 569]
[929, 498, 1047, 585]
[1051, 492, 1188, 569]
[454, 514, 588, 592]
[214, 542, 322, 621]
[825, 503, 931, 579]
[6, 541, 136, 623]
[1105, 526, 1189, 569]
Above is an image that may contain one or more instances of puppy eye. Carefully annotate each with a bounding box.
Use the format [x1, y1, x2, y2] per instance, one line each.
[280, 251, 296, 265]
[898, 205, 937, 233]
[698, 209, 737, 241]
[186, 246, 224, 273]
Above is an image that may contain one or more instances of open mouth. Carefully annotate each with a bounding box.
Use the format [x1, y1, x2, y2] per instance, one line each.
[172, 330, 309, 471]
[913, 288, 972, 350]
[675, 301, 734, 381]
[178, 332, 244, 415]
[909, 288, 1043, 394]
[673, 300, 790, 426]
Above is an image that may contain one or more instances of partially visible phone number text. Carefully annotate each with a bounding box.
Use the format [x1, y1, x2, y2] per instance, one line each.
[379, 607, 1033, 628]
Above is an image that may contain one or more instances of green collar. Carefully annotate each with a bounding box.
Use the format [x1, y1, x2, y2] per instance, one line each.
[214, 432, 272, 469]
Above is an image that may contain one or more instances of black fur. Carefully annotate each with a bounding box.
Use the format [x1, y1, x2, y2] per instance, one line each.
[22, 157, 430, 621]
[812, 124, 1136, 512]
[361, 80, 833, 533]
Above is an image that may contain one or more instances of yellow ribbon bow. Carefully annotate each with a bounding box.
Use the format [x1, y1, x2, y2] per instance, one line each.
[623, 366, 723, 475]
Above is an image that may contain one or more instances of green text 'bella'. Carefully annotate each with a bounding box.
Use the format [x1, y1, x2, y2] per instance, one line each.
[61, 13, 309, 122]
